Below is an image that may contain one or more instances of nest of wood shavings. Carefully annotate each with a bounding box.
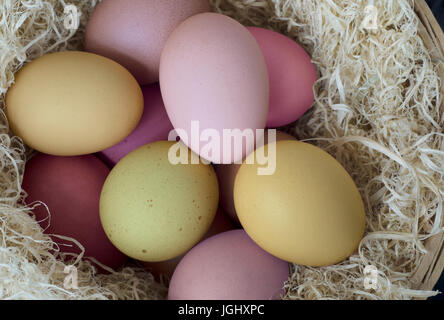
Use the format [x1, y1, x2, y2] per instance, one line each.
[0, 0, 443, 300]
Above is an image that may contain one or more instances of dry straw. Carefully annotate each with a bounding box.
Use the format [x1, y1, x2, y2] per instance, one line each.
[0, 0, 443, 300]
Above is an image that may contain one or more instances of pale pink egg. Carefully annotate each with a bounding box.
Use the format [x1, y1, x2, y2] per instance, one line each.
[85, 0, 210, 85]
[168, 230, 289, 300]
[160, 13, 269, 164]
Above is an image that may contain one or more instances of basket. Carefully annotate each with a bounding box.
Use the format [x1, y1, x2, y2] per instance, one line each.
[410, 0, 444, 292]
[0, 0, 443, 300]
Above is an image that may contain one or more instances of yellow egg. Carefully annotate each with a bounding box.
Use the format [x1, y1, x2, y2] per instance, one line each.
[100, 141, 219, 262]
[234, 140, 365, 267]
[6, 51, 143, 156]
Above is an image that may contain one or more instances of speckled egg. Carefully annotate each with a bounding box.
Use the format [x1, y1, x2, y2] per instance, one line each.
[100, 141, 219, 262]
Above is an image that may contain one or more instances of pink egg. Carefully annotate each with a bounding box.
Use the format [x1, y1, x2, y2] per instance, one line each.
[85, 0, 210, 85]
[98, 84, 174, 167]
[160, 13, 269, 164]
[22, 153, 127, 271]
[247, 27, 317, 128]
[168, 230, 289, 300]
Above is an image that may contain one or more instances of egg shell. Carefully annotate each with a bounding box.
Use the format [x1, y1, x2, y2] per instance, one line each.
[100, 141, 219, 262]
[141, 207, 234, 281]
[22, 153, 127, 271]
[215, 131, 296, 223]
[247, 27, 317, 128]
[98, 83, 174, 167]
[85, 0, 210, 85]
[160, 13, 269, 164]
[168, 230, 289, 300]
[234, 141, 366, 267]
[6, 51, 143, 156]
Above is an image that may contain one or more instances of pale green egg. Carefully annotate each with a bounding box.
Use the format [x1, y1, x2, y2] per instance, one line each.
[100, 141, 219, 262]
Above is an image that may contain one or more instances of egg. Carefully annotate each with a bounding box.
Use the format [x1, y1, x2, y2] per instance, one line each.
[168, 230, 289, 300]
[6, 51, 143, 156]
[85, 0, 210, 85]
[22, 153, 127, 271]
[141, 208, 234, 281]
[100, 141, 219, 262]
[215, 131, 296, 223]
[247, 27, 317, 128]
[160, 13, 269, 164]
[98, 83, 174, 167]
[234, 141, 366, 266]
